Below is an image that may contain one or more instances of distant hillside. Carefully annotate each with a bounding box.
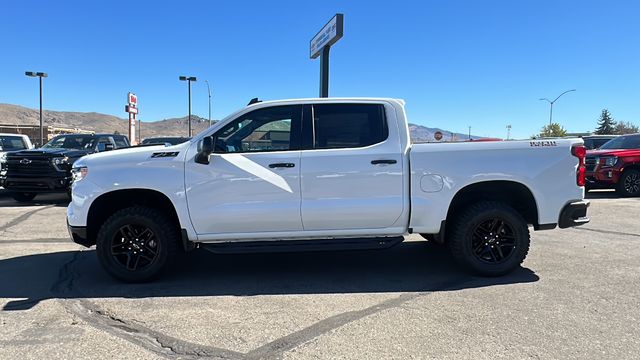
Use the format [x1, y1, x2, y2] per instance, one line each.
[0, 103, 482, 142]
[0, 103, 211, 139]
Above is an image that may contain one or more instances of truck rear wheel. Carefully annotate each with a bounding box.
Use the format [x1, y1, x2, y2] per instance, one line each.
[96, 206, 179, 282]
[448, 201, 530, 277]
[617, 169, 640, 197]
[11, 192, 37, 202]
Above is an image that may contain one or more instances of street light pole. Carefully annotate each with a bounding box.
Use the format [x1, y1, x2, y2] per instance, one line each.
[539, 89, 576, 126]
[205, 80, 212, 127]
[25, 71, 48, 146]
[179, 76, 197, 137]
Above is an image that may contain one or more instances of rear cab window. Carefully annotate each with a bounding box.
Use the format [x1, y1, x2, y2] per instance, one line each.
[311, 104, 388, 149]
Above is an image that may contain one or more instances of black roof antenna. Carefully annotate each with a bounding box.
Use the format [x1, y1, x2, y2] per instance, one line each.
[247, 98, 261, 106]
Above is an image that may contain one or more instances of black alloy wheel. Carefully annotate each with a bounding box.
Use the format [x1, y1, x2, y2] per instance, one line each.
[618, 170, 640, 197]
[111, 224, 159, 272]
[470, 218, 517, 264]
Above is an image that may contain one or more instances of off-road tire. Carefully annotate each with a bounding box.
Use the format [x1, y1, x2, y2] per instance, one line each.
[616, 169, 640, 197]
[448, 201, 530, 277]
[11, 192, 37, 202]
[96, 206, 180, 282]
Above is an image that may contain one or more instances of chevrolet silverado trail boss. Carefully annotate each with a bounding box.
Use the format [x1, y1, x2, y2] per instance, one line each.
[1, 133, 129, 202]
[67, 98, 590, 282]
[585, 133, 640, 196]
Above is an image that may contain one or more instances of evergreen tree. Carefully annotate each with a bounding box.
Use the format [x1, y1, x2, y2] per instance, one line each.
[594, 109, 616, 134]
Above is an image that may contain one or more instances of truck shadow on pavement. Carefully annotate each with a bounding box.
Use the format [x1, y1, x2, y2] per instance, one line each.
[0, 241, 539, 311]
[0, 191, 69, 208]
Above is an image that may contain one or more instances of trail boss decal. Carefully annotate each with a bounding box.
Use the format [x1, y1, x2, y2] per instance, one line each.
[530, 140, 557, 147]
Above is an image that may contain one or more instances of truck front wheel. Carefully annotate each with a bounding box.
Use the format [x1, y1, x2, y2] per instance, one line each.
[448, 201, 530, 277]
[96, 206, 179, 282]
[11, 192, 37, 202]
[617, 169, 640, 197]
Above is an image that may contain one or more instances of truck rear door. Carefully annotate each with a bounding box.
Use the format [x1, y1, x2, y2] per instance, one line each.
[300, 103, 404, 231]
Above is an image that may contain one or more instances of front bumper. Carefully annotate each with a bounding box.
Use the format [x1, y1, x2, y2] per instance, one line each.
[1, 175, 72, 193]
[67, 221, 92, 247]
[558, 200, 590, 228]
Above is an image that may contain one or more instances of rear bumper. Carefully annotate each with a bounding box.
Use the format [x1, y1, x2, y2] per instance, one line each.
[558, 200, 590, 229]
[67, 221, 92, 247]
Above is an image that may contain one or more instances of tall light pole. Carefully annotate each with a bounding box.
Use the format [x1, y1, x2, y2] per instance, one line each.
[539, 89, 576, 126]
[179, 76, 197, 136]
[204, 80, 212, 127]
[25, 71, 48, 146]
[506, 124, 512, 140]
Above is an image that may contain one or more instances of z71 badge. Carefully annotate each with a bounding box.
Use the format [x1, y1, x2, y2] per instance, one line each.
[530, 140, 557, 147]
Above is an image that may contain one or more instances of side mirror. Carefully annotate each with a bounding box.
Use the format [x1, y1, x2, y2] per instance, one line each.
[195, 136, 213, 165]
[104, 143, 114, 151]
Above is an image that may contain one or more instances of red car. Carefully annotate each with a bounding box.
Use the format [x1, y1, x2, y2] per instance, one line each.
[585, 134, 640, 196]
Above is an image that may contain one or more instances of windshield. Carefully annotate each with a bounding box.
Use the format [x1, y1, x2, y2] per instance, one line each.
[0, 135, 28, 151]
[42, 135, 95, 150]
[599, 135, 640, 150]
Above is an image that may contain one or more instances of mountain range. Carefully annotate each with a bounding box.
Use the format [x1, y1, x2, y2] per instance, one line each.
[0, 103, 481, 142]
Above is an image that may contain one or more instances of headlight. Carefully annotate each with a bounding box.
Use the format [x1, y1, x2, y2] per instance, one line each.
[0, 153, 7, 164]
[52, 156, 68, 166]
[71, 166, 88, 182]
[600, 156, 618, 167]
[52, 156, 69, 171]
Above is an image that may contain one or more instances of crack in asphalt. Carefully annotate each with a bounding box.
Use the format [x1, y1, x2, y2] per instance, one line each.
[571, 227, 640, 238]
[50, 249, 470, 359]
[0, 205, 54, 232]
[52, 251, 244, 359]
[244, 277, 469, 360]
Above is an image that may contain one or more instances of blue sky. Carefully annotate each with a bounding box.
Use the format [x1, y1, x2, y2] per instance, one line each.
[1, 0, 638, 139]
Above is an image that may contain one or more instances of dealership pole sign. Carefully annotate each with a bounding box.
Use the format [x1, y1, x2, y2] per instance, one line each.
[125, 92, 138, 145]
[310, 13, 343, 98]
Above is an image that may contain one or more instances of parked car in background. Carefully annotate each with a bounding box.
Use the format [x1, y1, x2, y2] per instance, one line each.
[0, 133, 33, 156]
[140, 137, 191, 146]
[585, 133, 640, 196]
[581, 135, 619, 150]
[67, 98, 589, 282]
[0, 133, 129, 202]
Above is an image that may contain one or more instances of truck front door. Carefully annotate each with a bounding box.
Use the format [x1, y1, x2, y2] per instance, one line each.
[185, 105, 304, 236]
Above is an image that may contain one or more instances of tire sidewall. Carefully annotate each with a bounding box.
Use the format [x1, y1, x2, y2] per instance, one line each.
[96, 210, 171, 282]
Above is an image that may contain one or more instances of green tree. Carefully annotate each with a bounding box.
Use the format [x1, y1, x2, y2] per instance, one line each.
[613, 121, 639, 135]
[594, 109, 616, 134]
[538, 123, 567, 138]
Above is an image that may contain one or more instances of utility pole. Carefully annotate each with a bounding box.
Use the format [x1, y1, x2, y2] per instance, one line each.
[205, 80, 212, 127]
[25, 71, 48, 146]
[539, 89, 576, 126]
[179, 76, 197, 136]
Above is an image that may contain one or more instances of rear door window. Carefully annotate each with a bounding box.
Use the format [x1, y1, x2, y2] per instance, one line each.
[312, 104, 388, 149]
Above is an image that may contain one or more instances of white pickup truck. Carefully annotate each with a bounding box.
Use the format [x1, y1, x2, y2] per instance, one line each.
[67, 98, 590, 282]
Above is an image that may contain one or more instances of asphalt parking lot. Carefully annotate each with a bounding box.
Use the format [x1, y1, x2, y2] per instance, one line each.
[0, 190, 638, 359]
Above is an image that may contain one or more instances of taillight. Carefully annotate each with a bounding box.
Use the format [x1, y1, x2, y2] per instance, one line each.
[571, 145, 586, 187]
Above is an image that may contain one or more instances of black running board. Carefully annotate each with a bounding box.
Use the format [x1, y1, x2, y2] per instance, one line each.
[200, 236, 405, 254]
